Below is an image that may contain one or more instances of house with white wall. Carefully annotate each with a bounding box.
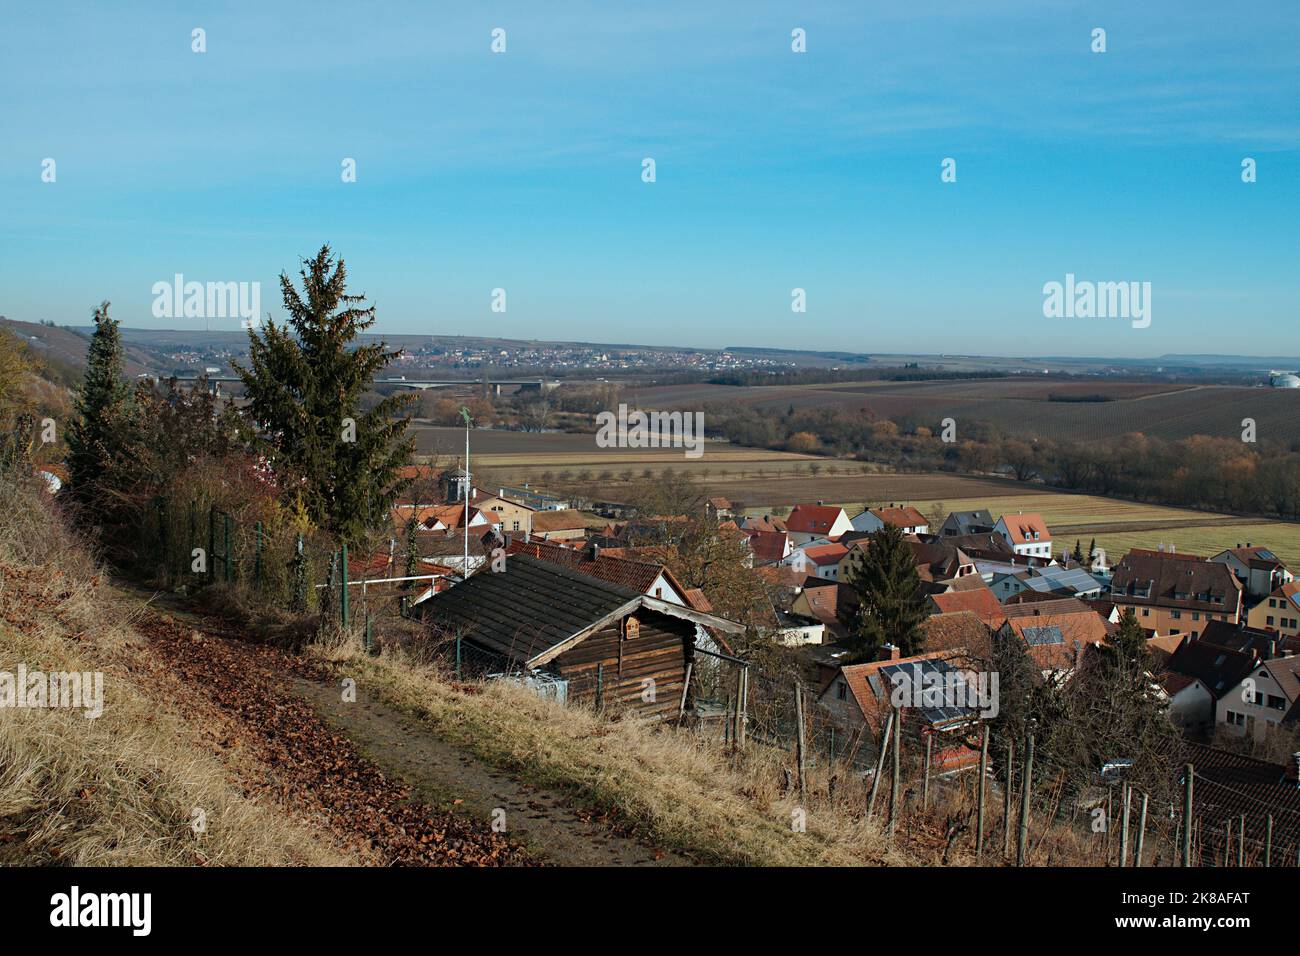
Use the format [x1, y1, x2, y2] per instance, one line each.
[994, 512, 1052, 559]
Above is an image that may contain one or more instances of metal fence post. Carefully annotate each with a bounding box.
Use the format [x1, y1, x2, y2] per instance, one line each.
[208, 505, 216, 584]
[1135, 792, 1149, 868]
[340, 543, 349, 628]
[455, 633, 462, 681]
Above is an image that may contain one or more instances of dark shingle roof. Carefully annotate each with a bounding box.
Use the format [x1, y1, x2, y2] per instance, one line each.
[1165, 639, 1256, 699]
[1111, 553, 1242, 612]
[419, 554, 641, 663]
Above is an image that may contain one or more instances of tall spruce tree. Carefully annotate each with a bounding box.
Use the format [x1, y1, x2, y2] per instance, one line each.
[845, 522, 928, 659]
[235, 246, 415, 542]
[66, 302, 135, 514]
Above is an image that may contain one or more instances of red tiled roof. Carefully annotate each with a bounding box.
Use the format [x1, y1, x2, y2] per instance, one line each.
[872, 506, 928, 528]
[999, 512, 1051, 545]
[531, 509, 590, 533]
[785, 504, 845, 535]
[1001, 598, 1108, 671]
[799, 543, 849, 566]
[929, 587, 1006, 629]
[745, 529, 789, 565]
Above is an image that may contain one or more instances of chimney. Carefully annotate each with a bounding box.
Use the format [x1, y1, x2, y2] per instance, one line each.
[878, 643, 900, 662]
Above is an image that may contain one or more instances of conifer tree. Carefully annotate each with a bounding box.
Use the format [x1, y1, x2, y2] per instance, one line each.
[235, 247, 415, 542]
[845, 523, 928, 659]
[66, 302, 135, 514]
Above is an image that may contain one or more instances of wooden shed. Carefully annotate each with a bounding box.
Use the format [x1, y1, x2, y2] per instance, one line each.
[418, 554, 745, 718]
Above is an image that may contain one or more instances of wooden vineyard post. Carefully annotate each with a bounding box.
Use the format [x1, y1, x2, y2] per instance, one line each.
[736, 667, 748, 748]
[1003, 738, 1015, 858]
[976, 725, 989, 861]
[793, 681, 807, 801]
[1016, 735, 1034, 867]
[867, 707, 895, 819]
[922, 733, 933, 809]
[1182, 764, 1193, 867]
[677, 662, 692, 723]
[888, 705, 901, 839]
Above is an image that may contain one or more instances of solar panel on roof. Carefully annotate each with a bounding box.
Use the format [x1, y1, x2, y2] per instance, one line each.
[1022, 625, 1065, 646]
[879, 658, 982, 725]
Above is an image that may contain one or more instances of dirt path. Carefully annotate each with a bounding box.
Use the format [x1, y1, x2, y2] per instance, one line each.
[133, 610, 527, 866]
[294, 677, 691, 866]
[124, 591, 690, 866]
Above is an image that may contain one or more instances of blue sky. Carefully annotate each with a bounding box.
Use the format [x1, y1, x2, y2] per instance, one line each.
[2, 1, 1297, 357]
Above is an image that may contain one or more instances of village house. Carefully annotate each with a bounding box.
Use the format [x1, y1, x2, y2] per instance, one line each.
[742, 528, 791, 566]
[417, 554, 743, 718]
[994, 512, 1053, 559]
[529, 508, 591, 542]
[790, 579, 860, 642]
[926, 586, 1007, 630]
[740, 513, 788, 534]
[706, 497, 733, 521]
[1110, 551, 1243, 638]
[1219, 655, 1300, 742]
[505, 539, 733, 660]
[470, 492, 536, 535]
[990, 564, 1104, 603]
[816, 646, 983, 772]
[1246, 580, 1300, 640]
[1198, 618, 1300, 660]
[394, 502, 501, 535]
[785, 541, 849, 581]
[496, 484, 572, 511]
[1161, 638, 1257, 732]
[938, 509, 996, 537]
[784, 503, 853, 545]
[1209, 544, 1293, 601]
[997, 598, 1109, 678]
[850, 504, 930, 536]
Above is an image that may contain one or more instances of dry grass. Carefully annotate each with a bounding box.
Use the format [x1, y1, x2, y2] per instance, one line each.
[307, 632, 1133, 868]
[0, 477, 345, 866]
[310, 633, 930, 866]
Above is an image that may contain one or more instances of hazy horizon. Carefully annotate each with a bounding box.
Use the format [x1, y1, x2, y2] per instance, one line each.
[3, 1, 1298, 357]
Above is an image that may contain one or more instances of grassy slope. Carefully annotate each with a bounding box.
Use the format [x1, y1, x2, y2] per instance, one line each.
[0, 479, 345, 865]
[309, 637, 907, 867]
